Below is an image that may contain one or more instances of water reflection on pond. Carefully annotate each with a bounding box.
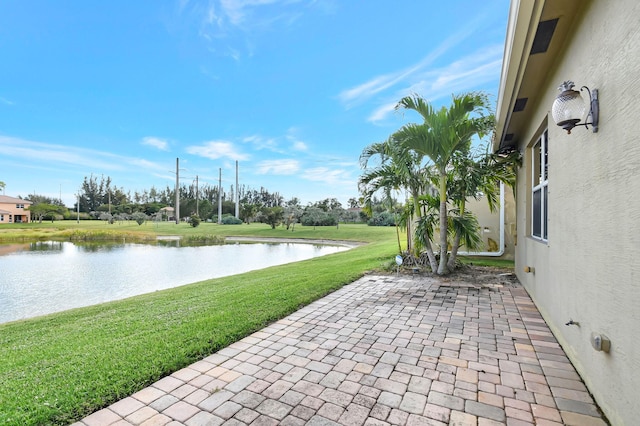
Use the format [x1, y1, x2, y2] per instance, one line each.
[0, 239, 349, 324]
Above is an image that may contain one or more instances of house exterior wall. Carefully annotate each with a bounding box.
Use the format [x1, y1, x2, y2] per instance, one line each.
[0, 196, 32, 224]
[510, 1, 640, 424]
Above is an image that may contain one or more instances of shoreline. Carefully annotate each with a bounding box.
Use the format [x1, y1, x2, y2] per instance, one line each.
[224, 236, 366, 248]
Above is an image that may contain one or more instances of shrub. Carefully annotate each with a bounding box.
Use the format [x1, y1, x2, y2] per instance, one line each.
[131, 212, 147, 225]
[190, 214, 201, 228]
[300, 208, 337, 227]
[367, 211, 396, 226]
[221, 215, 243, 225]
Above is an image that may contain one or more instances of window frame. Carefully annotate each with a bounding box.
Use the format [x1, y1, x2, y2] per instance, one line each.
[531, 129, 549, 241]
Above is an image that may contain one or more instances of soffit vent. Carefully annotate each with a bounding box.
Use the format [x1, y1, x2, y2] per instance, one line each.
[504, 133, 514, 142]
[513, 98, 528, 112]
[530, 18, 559, 54]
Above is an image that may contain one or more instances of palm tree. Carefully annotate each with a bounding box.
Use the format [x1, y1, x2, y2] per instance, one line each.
[395, 92, 494, 275]
[359, 137, 438, 270]
[445, 147, 520, 269]
[0, 181, 5, 195]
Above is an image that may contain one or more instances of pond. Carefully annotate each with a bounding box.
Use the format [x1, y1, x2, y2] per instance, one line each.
[0, 239, 350, 324]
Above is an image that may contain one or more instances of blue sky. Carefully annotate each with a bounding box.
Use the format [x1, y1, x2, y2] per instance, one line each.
[0, 0, 509, 207]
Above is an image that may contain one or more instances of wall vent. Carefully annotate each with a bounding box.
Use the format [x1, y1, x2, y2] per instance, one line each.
[513, 98, 528, 112]
[531, 18, 559, 54]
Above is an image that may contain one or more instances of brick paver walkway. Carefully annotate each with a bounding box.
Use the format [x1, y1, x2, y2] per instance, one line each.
[74, 274, 607, 425]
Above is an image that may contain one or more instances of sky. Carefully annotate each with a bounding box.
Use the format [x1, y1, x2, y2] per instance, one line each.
[0, 0, 510, 208]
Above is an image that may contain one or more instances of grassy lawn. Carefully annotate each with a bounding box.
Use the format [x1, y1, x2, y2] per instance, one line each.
[0, 219, 399, 243]
[0, 222, 400, 425]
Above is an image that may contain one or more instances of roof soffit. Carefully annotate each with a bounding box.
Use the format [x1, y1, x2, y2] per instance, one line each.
[495, 0, 583, 151]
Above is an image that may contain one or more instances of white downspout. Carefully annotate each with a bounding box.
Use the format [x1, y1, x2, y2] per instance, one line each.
[457, 181, 505, 257]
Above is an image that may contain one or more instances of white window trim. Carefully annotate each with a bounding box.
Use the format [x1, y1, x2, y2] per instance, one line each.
[532, 130, 548, 242]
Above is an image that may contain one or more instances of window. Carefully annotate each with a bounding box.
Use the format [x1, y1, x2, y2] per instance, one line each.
[0, 214, 3, 221]
[532, 130, 548, 241]
[16, 204, 24, 209]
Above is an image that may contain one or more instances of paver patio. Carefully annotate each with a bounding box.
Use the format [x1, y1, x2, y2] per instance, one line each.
[73, 273, 607, 425]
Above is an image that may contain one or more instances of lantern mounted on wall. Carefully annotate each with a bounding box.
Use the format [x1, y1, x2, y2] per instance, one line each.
[551, 81, 599, 134]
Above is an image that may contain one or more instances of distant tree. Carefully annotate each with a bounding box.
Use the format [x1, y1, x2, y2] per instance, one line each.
[28, 203, 66, 223]
[131, 212, 147, 225]
[347, 197, 360, 209]
[26, 193, 65, 207]
[0, 181, 5, 194]
[301, 207, 336, 228]
[343, 210, 361, 223]
[189, 214, 201, 228]
[284, 198, 303, 231]
[257, 206, 284, 229]
[197, 200, 213, 221]
[99, 212, 115, 224]
[240, 203, 260, 223]
[77, 175, 123, 212]
[312, 198, 343, 212]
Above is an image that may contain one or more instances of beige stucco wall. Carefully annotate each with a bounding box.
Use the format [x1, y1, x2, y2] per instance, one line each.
[463, 184, 516, 259]
[512, 2, 640, 424]
[0, 202, 31, 223]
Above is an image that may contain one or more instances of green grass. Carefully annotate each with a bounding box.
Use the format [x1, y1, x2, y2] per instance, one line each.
[0, 222, 399, 425]
[0, 220, 396, 243]
[458, 255, 515, 268]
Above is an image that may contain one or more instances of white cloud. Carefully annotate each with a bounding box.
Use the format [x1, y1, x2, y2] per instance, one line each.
[186, 140, 249, 160]
[242, 134, 278, 150]
[0, 97, 14, 106]
[285, 128, 308, 151]
[302, 167, 352, 185]
[256, 159, 300, 175]
[367, 103, 398, 124]
[130, 158, 165, 170]
[219, 0, 303, 27]
[366, 45, 504, 124]
[0, 135, 165, 172]
[191, 0, 311, 59]
[292, 140, 307, 151]
[336, 8, 502, 124]
[142, 136, 170, 151]
[337, 18, 484, 109]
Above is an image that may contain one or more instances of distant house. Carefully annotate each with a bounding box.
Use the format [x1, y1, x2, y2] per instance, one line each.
[158, 206, 175, 221]
[494, 1, 639, 424]
[0, 195, 32, 224]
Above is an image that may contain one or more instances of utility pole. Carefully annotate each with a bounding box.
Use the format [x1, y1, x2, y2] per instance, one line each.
[175, 158, 180, 224]
[195, 175, 199, 216]
[218, 168, 222, 224]
[235, 161, 239, 219]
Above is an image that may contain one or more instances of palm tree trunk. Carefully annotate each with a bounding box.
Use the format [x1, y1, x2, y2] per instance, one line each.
[447, 201, 465, 271]
[437, 171, 450, 275]
[406, 214, 413, 254]
[423, 237, 438, 273]
[413, 195, 437, 272]
[447, 234, 461, 271]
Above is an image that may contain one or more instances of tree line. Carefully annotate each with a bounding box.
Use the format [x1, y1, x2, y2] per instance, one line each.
[17, 174, 379, 227]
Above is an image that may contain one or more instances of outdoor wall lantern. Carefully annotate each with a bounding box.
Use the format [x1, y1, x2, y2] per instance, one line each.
[551, 81, 599, 134]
